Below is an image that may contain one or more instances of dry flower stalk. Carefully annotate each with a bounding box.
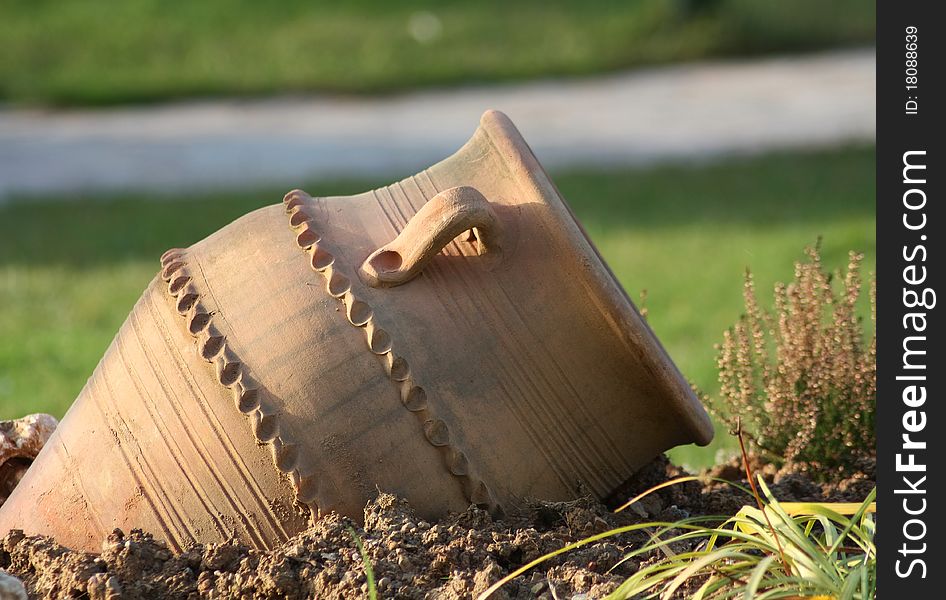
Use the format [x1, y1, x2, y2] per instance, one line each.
[709, 241, 875, 479]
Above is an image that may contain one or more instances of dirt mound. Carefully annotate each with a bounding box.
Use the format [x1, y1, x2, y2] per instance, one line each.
[0, 455, 875, 599]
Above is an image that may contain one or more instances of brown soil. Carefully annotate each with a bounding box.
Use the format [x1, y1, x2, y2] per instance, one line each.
[0, 455, 874, 600]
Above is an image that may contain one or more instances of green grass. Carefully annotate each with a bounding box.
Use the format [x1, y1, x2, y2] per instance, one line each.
[479, 478, 876, 600]
[0, 147, 875, 467]
[0, 0, 875, 106]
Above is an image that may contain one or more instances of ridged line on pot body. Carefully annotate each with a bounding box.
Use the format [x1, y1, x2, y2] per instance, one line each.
[158, 247, 320, 519]
[283, 189, 498, 512]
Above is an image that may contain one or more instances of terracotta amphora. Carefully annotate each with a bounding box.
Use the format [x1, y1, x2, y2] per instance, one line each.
[0, 110, 713, 553]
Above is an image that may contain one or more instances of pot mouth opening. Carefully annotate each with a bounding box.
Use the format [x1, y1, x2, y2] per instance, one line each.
[477, 109, 714, 448]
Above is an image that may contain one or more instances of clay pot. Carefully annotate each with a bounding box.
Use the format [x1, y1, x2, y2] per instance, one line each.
[0, 110, 712, 552]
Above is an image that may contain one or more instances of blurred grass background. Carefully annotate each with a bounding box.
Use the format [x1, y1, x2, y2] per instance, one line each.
[0, 147, 875, 467]
[1, 0, 874, 106]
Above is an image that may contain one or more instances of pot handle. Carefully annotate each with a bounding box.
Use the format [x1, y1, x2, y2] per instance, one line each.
[359, 186, 503, 288]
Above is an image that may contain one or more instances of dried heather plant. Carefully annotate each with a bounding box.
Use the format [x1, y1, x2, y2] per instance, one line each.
[709, 242, 875, 479]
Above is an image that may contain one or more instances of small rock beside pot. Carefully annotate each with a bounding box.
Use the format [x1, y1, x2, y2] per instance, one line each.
[0, 414, 58, 508]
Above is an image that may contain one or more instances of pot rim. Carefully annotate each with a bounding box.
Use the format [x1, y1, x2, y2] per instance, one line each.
[477, 109, 714, 447]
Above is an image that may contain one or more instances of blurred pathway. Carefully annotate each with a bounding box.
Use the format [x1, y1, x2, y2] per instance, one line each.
[0, 49, 874, 201]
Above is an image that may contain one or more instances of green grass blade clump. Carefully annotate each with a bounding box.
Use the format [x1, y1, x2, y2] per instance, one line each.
[477, 477, 876, 600]
[604, 479, 876, 600]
